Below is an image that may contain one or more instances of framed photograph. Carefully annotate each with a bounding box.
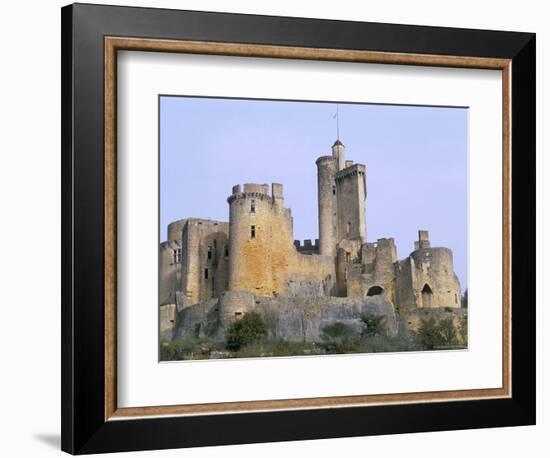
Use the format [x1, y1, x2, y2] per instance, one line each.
[61, 3, 536, 454]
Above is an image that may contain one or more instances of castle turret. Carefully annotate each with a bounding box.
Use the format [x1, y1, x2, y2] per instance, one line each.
[332, 139, 346, 171]
[316, 155, 338, 257]
[409, 231, 462, 308]
[227, 183, 294, 296]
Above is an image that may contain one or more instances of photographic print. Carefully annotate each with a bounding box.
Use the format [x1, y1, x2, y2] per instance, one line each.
[159, 96, 468, 361]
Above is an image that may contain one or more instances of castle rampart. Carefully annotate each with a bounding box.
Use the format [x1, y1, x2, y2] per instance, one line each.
[293, 238, 320, 255]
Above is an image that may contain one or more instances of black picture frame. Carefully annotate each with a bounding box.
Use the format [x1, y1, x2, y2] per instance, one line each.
[61, 3, 535, 454]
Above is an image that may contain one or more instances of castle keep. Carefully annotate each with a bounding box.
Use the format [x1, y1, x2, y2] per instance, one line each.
[160, 140, 462, 341]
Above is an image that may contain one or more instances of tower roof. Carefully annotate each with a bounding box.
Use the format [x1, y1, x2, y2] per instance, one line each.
[333, 139, 344, 147]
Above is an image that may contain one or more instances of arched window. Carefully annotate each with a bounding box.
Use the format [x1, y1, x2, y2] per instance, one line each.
[421, 283, 433, 308]
[367, 285, 384, 296]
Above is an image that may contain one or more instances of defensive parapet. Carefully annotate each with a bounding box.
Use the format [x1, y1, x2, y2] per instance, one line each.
[293, 238, 320, 255]
[167, 218, 190, 241]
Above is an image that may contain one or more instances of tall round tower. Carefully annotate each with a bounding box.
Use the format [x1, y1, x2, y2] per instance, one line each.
[227, 183, 274, 296]
[316, 155, 338, 257]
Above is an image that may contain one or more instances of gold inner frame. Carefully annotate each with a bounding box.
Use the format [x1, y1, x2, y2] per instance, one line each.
[104, 37, 512, 421]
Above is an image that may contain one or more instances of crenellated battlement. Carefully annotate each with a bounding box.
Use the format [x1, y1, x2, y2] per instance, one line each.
[316, 155, 335, 165]
[335, 163, 366, 182]
[227, 183, 284, 204]
[293, 238, 320, 254]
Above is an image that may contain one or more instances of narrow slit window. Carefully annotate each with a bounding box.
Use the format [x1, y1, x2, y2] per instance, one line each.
[224, 246, 229, 257]
[332, 185, 336, 195]
[251, 225, 256, 239]
[207, 246, 212, 260]
[250, 199, 256, 213]
[204, 268, 209, 279]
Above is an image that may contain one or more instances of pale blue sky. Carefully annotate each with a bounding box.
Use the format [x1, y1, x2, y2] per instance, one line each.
[160, 96, 468, 290]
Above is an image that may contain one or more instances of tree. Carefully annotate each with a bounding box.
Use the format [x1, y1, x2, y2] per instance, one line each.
[416, 316, 440, 349]
[360, 313, 387, 337]
[459, 311, 468, 345]
[438, 318, 457, 345]
[416, 316, 459, 349]
[461, 288, 468, 308]
[225, 311, 267, 351]
[319, 322, 359, 353]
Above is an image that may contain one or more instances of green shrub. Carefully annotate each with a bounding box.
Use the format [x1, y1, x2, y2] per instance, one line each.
[234, 339, 323, 358]
[360, 313, 387, 337]
[358, 333, 422, 353]
[438, 318, 457, 345]
[319, 322, 360, 353]
[461, 289, 468, 308]
[159, 336, 215, 361]
[459, 311, 468, 345]
[225, 311, 268, 351]
[416, 317, 460, 349]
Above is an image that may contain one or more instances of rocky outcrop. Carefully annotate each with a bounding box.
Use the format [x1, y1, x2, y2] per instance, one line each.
[173, 293, 398, 342]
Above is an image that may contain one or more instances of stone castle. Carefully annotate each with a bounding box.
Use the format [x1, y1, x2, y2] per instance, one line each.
[160, 140, 463, 342]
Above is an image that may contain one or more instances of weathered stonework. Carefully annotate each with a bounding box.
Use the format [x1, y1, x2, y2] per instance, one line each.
[175, 294, 398, 342]
[159, 139, 464, 343]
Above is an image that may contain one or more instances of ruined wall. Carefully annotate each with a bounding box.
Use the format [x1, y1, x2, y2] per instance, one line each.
[394, 257, 417, 314]
[335, 163, 366, 243]
[180, 219, 229, 306]
[410, 247, 461, 309]
[394, 232, 461, 312]
[159, 303, 176, 340]
[334, 239, 362, 296]
[167, 218, 190, 242]
[159, 240, 182, 305]
[347, 238, 397, 300]
[316, 156, 338, 257]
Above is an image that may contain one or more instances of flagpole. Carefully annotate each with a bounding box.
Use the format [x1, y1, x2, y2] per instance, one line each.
[336, 104, 340, 140]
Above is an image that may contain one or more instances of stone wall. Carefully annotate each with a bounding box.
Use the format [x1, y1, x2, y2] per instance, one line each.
[159, 303, 176, 340]
[166, 218, 189, 242]
[180, 219, 229, 306]
[174, 293, 398, 343]
[409, 247, 461, 309]
[401, 307, 467, 346]
[159, 240, 182, 306]
[347, 238, 397, 300]
[227, 183, 336, 297]
[335, 163, 366, 242]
